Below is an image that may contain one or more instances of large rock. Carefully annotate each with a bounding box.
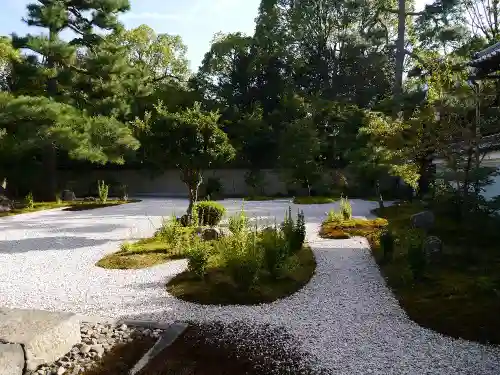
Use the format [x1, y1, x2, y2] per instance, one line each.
[0, 344, 24, 375]
[423, 235, 443, 258]
[410, 211, 435, 232]
[0, 308, 81, 371]
[201, 227, 222, 241]
[61, 190, 76, 202]
[0, 195, 12, 212]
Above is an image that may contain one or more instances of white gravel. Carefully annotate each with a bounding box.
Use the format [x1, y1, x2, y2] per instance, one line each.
[0, 198, 499, 374]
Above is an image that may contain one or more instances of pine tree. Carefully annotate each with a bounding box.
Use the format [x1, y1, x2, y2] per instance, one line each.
[8, 1, 134, 199]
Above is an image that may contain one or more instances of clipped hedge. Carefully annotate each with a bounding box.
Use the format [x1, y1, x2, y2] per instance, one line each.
[194, 201, 226, 226]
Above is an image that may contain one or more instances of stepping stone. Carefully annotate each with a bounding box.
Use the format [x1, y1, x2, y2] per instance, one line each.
[0, 308, 81, 371]
[0, 344, 24, 375]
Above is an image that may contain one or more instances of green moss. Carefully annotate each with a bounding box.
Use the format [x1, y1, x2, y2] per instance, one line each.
[166, 246, 316, 305]
[371, 202, 500, 345]
[293, 196, 337, 204]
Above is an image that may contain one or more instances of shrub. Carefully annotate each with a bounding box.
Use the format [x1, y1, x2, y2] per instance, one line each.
[97, 180, 109, 203]
[281, 207, 306, 254]
[219, 231, 262, 290]
[405, 229, 426, 280]
[380, 230, 395, 262]
[186, 240, 210, 278]
[194, 201, 226, 226]
[259, 227, 289, 277]
[156, 215, 184, 245]
[339, 196, 352, 220]
[25, 192, 34, 209]
[55, 192, 62, 205]
[229, 207, 249, 235]
[120, 242, 132, 252]
[326, 209, 343, 223]
[204, 177, 223, 199]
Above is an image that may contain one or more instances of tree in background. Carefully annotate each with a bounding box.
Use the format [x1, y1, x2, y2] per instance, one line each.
[279, 115, 322, 196]
[144, 102, 235, 216]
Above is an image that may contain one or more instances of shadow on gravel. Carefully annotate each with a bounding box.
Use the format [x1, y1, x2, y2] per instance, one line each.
[0, 236, 112, 254]
[48, 223, 128, 234]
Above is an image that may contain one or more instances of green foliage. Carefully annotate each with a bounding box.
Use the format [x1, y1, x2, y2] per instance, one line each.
[155, 215, 184, 245]
[339, 196, 352, 220]
[259, 227, 289, 277]
[380, 230, 395, 262]
[97, 180, 109, 204]
[228, 208, 249, 235]
[404, 229, 427, 281]
[185, 240, 210, 279]
[25, 191, 34, 209]
[293, 196, 336, 204]
[194, 201, 226, 226]
[281, 207, 306, 255]
[218, 231, 262, 291]
[326, 209, 344, 223]
[55, 193, 62, 205]
[204, 177, 223, 199]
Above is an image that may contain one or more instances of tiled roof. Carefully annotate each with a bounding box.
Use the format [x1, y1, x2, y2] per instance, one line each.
[468, 41, 500, 67]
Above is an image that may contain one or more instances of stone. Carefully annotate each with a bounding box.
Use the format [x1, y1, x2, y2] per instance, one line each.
[0, 195, 12, 212]
[90, 345, 104, 356]
[0, 308, 81, 371]
[61, 190, 76, 202]
[118, 324, 127, 331]
[410, 211, 435, 232]
[423, 236, 443, 258]
[79, 345, 91, 354]
[201, 227, 221, 241]
[57, 366, 66, 375]
[0, 343, 24, 375]
[177, 214, 190, 227]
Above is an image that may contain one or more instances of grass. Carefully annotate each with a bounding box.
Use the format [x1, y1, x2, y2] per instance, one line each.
[63, 199, 140, 211]
[293, 196, 337, 204]
[321, 201, 500, 345]
[166, 245, 316, 305]
[243, 196, 287, 201]
[0, 201, 68, 217]
[0, 199, 139, 217]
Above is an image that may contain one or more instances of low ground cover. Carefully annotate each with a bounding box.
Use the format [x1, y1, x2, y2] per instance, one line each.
[0, 199, 138, 217]
[320, 197, 500, 345]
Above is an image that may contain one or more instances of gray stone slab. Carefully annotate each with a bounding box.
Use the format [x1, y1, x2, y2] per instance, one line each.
[0, 308, 81, 371]
[129, 322, 189, 375]
[0, 343, 24, 375]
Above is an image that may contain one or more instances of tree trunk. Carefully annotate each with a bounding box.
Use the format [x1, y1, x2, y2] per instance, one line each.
[182, 169, 203, 220]
[375, 179, 384, 210]
[393, 0, 406, 114]
[42, 144, 57, 201]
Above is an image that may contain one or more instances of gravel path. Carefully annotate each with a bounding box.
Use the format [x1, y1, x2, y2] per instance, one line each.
[0, 198, 499, 374]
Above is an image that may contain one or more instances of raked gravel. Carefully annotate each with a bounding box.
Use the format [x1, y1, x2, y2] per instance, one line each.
[0, 198, 499, 374]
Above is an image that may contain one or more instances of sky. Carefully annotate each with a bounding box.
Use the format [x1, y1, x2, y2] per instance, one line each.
[0, 0, 431, 71]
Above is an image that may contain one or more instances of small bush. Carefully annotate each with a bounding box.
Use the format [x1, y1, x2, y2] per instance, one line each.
[25, 192, 34, 209]
[339, 196, 352, 220]
[228, 208, 249, 235]
[219, 232, 262, 290]
[55, 193, 62, 205]
[281, 207, 307, 254]
[380, 230, 395, 262]
[120, 242, 132, 252]
[97, 180, 109, 203]
[326, 209, 344, 223]
[405, 229, 426, 280]
[186, 240, 210, 278]
[156, 215, 184, 245]
[259, 227, 289, 277]
[194, 201, 226, 226]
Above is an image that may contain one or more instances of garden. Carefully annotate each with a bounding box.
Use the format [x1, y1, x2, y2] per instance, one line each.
[99, 200, 315, 305]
